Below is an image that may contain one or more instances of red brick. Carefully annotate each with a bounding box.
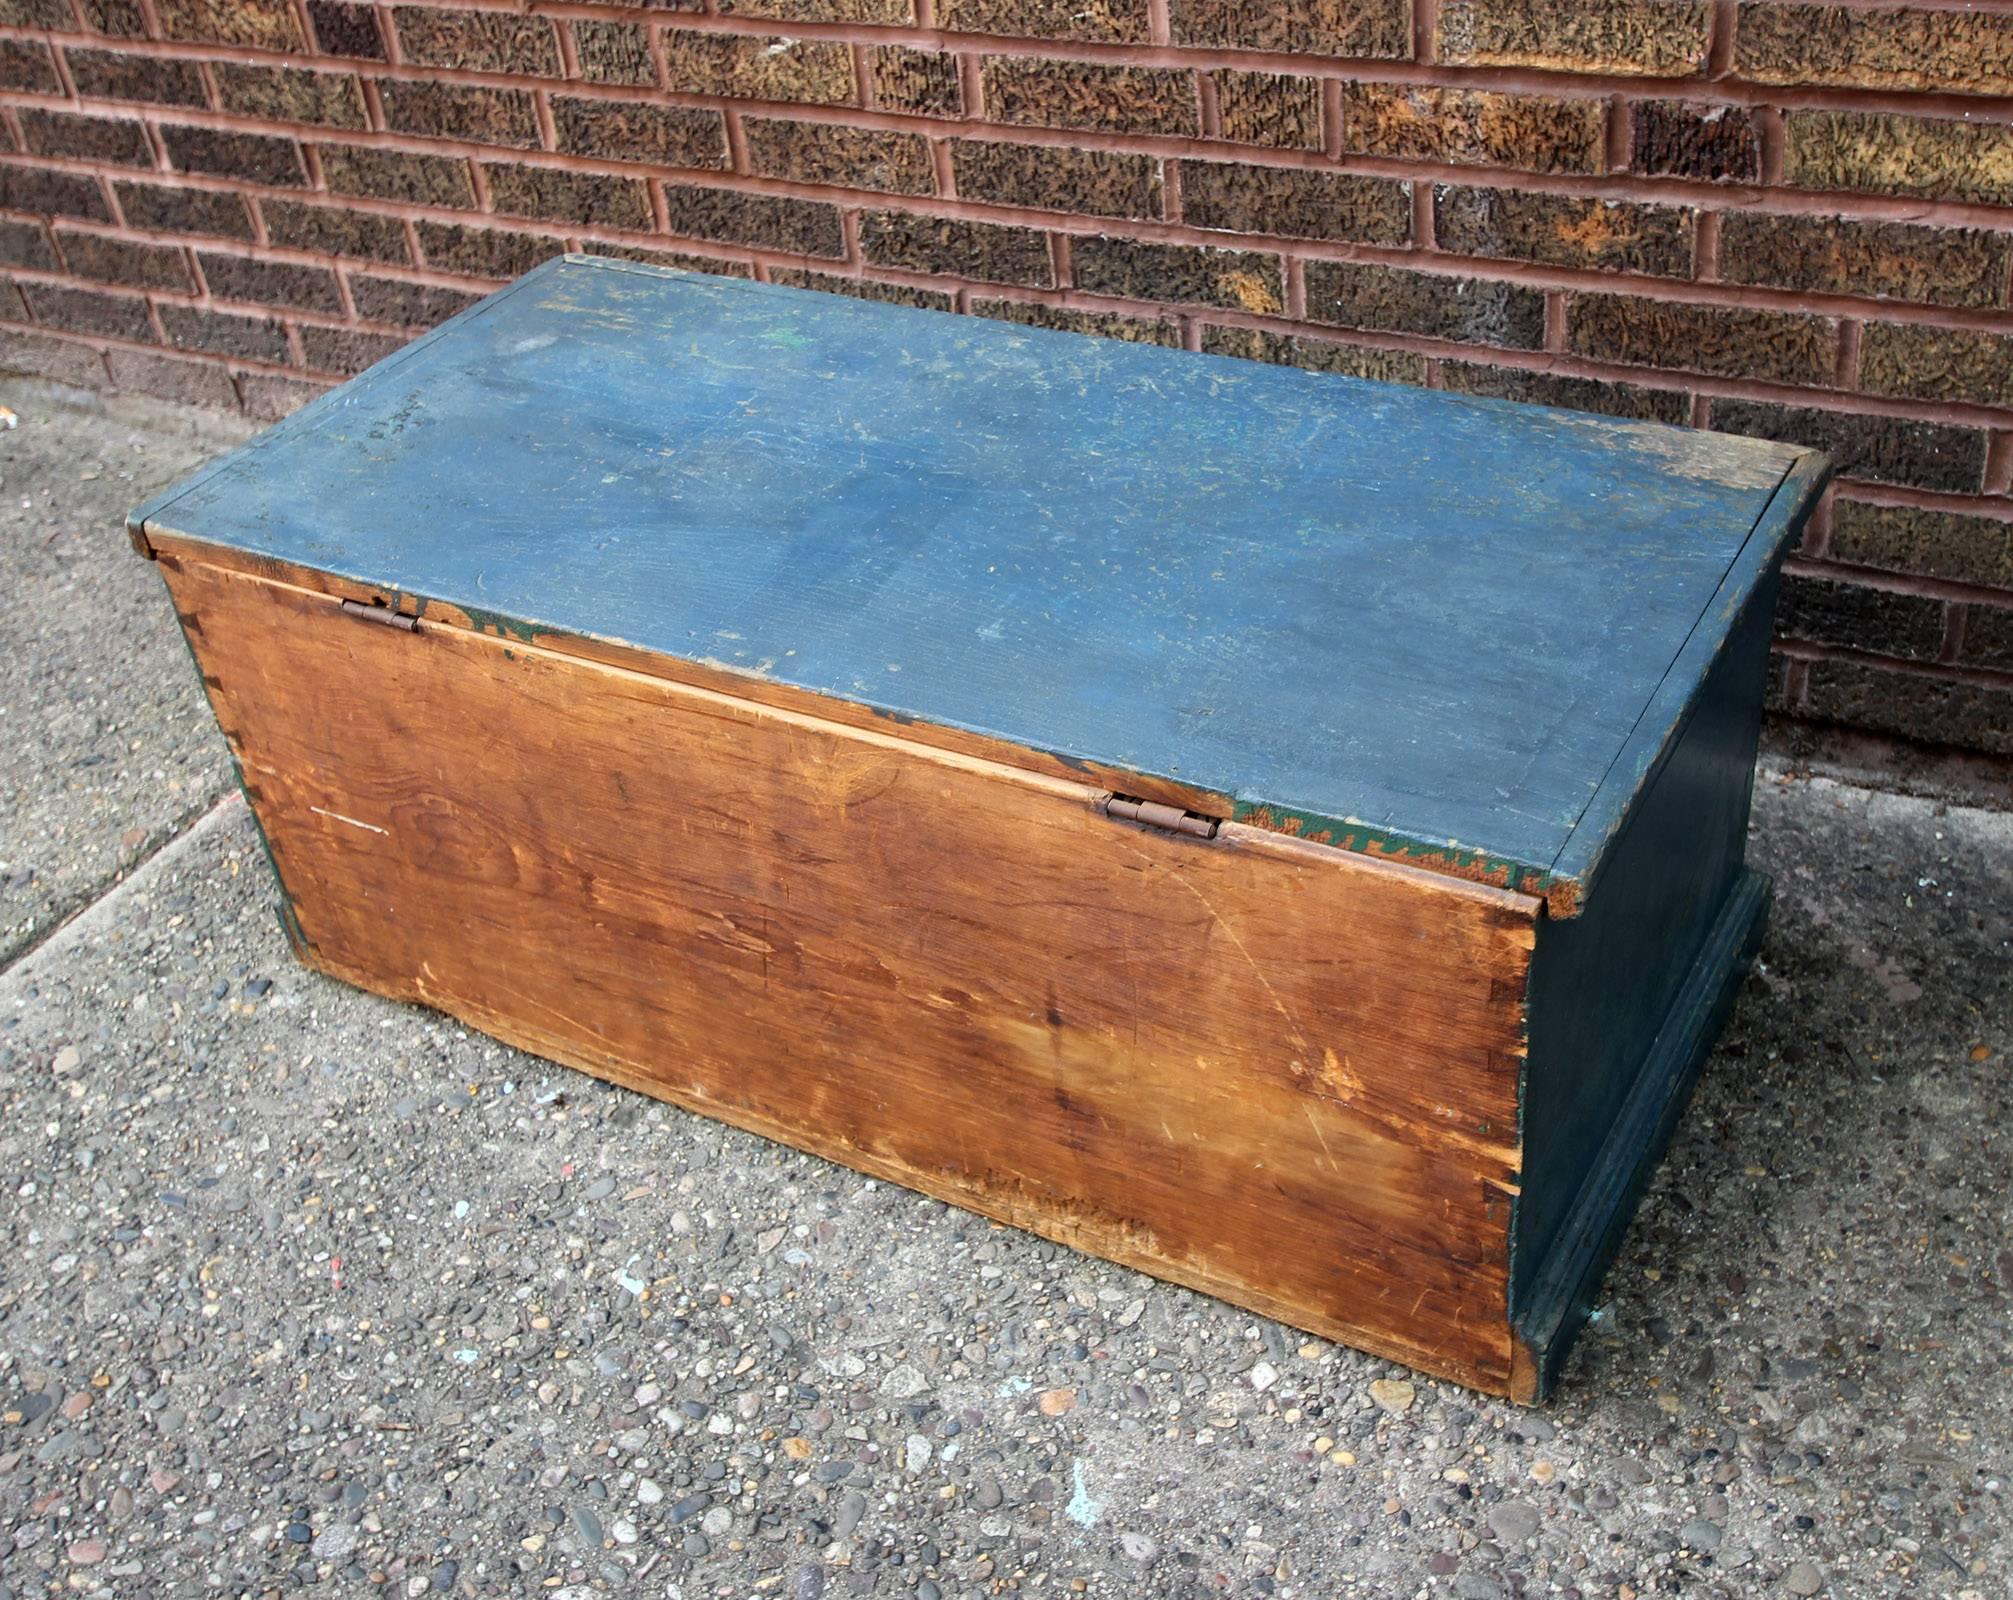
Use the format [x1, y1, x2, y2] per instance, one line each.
[719, 0, 911, 20]
[1718, 213, 2009, 311]
[1859, 324, 2013, 410]
[0, 219, 56, 270]
[161, 125, 308, 187]
[972, 297, 1180, 345]
[660, 32, 854, 105]
[320, 144, 475, 208]
[0, 330, 111, 388]
[1212, 71, 1322, 151]
[484, 164, 651, 229]
[300, 322, 409, 375]
[859, 211, 1053, 287]
[571, 21, 655, 88]
[1436, 188, 1693, 278]
[1438, 361, 1691, 426]
[1438, 0, 1711, 76]
[0, 0, 78, 27]
[661, 185, 845, 257]
[349, 274, 480, 327]
[1073, 236, 1283, 314]
[1738, 4, 2013, 99]
[554, 100, 725, 170]
[198, 251, 343, 313]
[160, 302, 290, 361]
[0, 40, 61, 94]
[1784, 111, 2013, 208]
[393, 7, 560, 76]
[0, 168, 113, 221]
[1777, 571, 1945, 661]
[1201, 324, 1425, 384]
[415, 221, 564, 279]
[1709, 398, 1987, 494]
[768, 269, 952, 311]
[1172, 0, 1408, 57]
[18, 110, 155, 168]
[116, 181, 252, 239]
[983, 58, 1198, 137]
[1340, 83, 1605, 175]
[55, 228, 194, 291]
[1305, 261, 1546, 348]
[260, 199, 409, 263]
[871, 48, 960, 118]
[214, 64, 369, 129]
[24, 282, 156, 342]
[307, 1, 386, 61]
[744, 119, 934, 195]
[381, 82, 541, 148]
[240, 372, 329, 421]
[1828, 500, 2013, 591]
[64, 48, 209, 107]
[77, 0, 146, 32]
[105, 346, 240, 407]
[1179, 160, 1408, 245]
[938, 0, 1149, 45]
[952, 141, 1161, 221]
[156, 0, 306, 52]
[1803, 660, 2011, 756]
[1628, 100, 1759, 184]
[1566, 293, 1834, 387]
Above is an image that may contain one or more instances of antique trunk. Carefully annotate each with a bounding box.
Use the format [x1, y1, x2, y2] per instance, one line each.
[131, 256, 1827, 1399]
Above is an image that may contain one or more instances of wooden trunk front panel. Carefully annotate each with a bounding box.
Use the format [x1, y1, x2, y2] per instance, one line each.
[165, 554, 1541, 1391]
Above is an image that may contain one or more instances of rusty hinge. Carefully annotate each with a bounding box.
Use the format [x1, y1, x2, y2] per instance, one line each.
[338, 598, 419, 633]
[1100, 794, 1220, 839]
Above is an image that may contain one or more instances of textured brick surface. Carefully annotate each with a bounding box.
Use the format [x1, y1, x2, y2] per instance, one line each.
[25, 282, 156, 342]
[661, 186, 846, 257]
[19, 110, 155, 168]
[1179, 161, 1408, 243]
[938, 0, 1149, 45]
[1630, 100, 1760, 184]
[1213, 71, 1322, 151]
[744, 120, 935, 195]
[116, 181, 251, 239]
[1785, 111, 2013, 207]
[0, 168, 112, 221]
[214, 65, 369, 130]
[661, 33, 855, 105]
[952, 142, 1162, 220]
[1436, 188, 1694, 277]
[1778, 572, 1946, 661]
[1738, 4, 2013, 99]
[1341, 84, 1606, 175]
[1567, 294, 1835, 387]
[198, 251, 343, 313]
[1711, 399, 1988, 494]
[1305, 262, 1546, 348]
[767, 269, 952, 310]
[1719, 213, 2010, 310]
[1072, 236, 1283, 313]
[65, 49, 210, 107]
[1802, 661, 2012, 756]
[1829, 500, 2013, 591]
[0, 330, 110, 387]
[300, 322, 407, 376]
[77, 0, 148, 34]
[105, 346, 240, 407]
[554, 101, 726, 170]
[0, 219, 57, 271]
[415, 222, 564, 280]
[307, 1, 385, 61]
[392, 8, 559, 76]
[1860, 324, 2013, 409]
[1201, 324, 1426, 384]
[54, 229, 193, 291]
[320, 145, 475, 208]
[972, 297, 1180, 345]
[161, 126, 306, 187]
[1171, 0, 1409, 57]
[870, 48, 961, 117]
[158, 302, 289, 361]
[261, 200, 409, 263]
[156, 0, 306, 52]
[1960, 605, 2013, 672]
[1438, 361, 1691, 425]
[859, 211, 1053, 286]
[0, 40, 61, 94]
[382, 82, 541, 149]
[484, 165, 653, 229]
[239, 372, 328, 420]
[348, 275, 480, 327]
[1438, 0, 1711, 76]
[572, 21, 657, 88]
[718, 0, 913, 21]
[0, 0, 76, 29]
[983, 58, 1198, 137]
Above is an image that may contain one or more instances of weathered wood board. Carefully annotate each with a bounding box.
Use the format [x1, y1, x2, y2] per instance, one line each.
[133, 257, 1830, 1396]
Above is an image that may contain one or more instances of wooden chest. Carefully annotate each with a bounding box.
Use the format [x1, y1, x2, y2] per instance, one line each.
[132, 257, 1827, 1399]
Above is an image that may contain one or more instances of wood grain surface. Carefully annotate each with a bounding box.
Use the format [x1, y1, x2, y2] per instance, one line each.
[163, 555, 1541, 1390]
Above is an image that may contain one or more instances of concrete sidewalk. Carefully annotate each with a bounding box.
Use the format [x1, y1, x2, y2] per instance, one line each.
[0, 390, 2008, 1600]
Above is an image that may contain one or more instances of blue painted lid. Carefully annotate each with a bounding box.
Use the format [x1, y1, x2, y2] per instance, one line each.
[132, 255, 1823, 905]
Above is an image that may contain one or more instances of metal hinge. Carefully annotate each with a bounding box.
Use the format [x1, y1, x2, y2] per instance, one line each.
[1100, 794, 1220, 839]
[338, 598, 419, 633]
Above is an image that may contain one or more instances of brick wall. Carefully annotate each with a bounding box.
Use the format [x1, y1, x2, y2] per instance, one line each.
[1, 0, 2009, 757]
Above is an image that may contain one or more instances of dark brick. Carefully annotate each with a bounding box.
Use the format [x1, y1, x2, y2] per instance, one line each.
[0, 40, 61, 94]
[1629, 100, 1759, 184]
[859, 210, 1052, 287]
[1178, 160, 1409, 244]
[1213, 71, 1321, 151]
[1710, 398, 1988, 493]
[1960, 605, 2013, 672]
[25, 282, 155, 342]
[1719, 213, 2008, 310]
[1438, 361, 1691, 425]
[483, 164, 651, 228]
[349, 274, 480, 328]
[0, 219, 56, 270]
[55, 229, 193, 290]
[198, 251, 342, 313]
[1738, 3, 2013, 98]
[1340, 83, 1604, 175]
[393, 7, 559, 75]
[1785, 110, 2013, 207]
[578, 244, 754, 278]
[0, 330, 110, 388]
[661, 185, 845, 257]
[953, 141, 1161, 221]
[660, 32, 853, 105]
[64, 49, 209, 107]
[381, 81, 540, 148]
[871, 47, 960, 117]
[215, 64, 368, 128]
[260, 199, 408, 263]
[983, 57, 1197, 136]
[1200, 324, 1427, 384]
[973, 297, 1180, 344]
[0, 0, 78, 26]
[1777, 571, 1945, 660]
[78, 0, 147, 32]
[1305, 262, 1546, 348]
[767, 269, 953, 311]
[308, 1, 386, 60]
[938, 0, 1148, 45]
[1803, 659, 2012, 756]
[19, 110, 154, 167]
[1172, 0, 1408, 57]
[159, 302, 288, 361]
[718, 0, 911, 20]
[320, 144, 474, 208]
[1860, 324, 2013, 408]
[1436, 187, 1692, 277]
[300, 322, 408, 375]
[1829, 499, 2013, 590]
[572, 21, 655, 87]
[0, 167, 112, 221]
[553, 99, 726, 169]
[105, 346, 238, 406]
[1073, 236, 1283, 314]
[1438, 0, 1710, 76]
[116, 180, 250, 237]
[416, 221, 564, 279]
[161, 125, 307, 186]
[1566, 293, 1833, 386]
[240, 373, 328, 420]
[156, 0, 306, 51]
[744, 119, 934, 195]
[0, 279, 26, 321]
